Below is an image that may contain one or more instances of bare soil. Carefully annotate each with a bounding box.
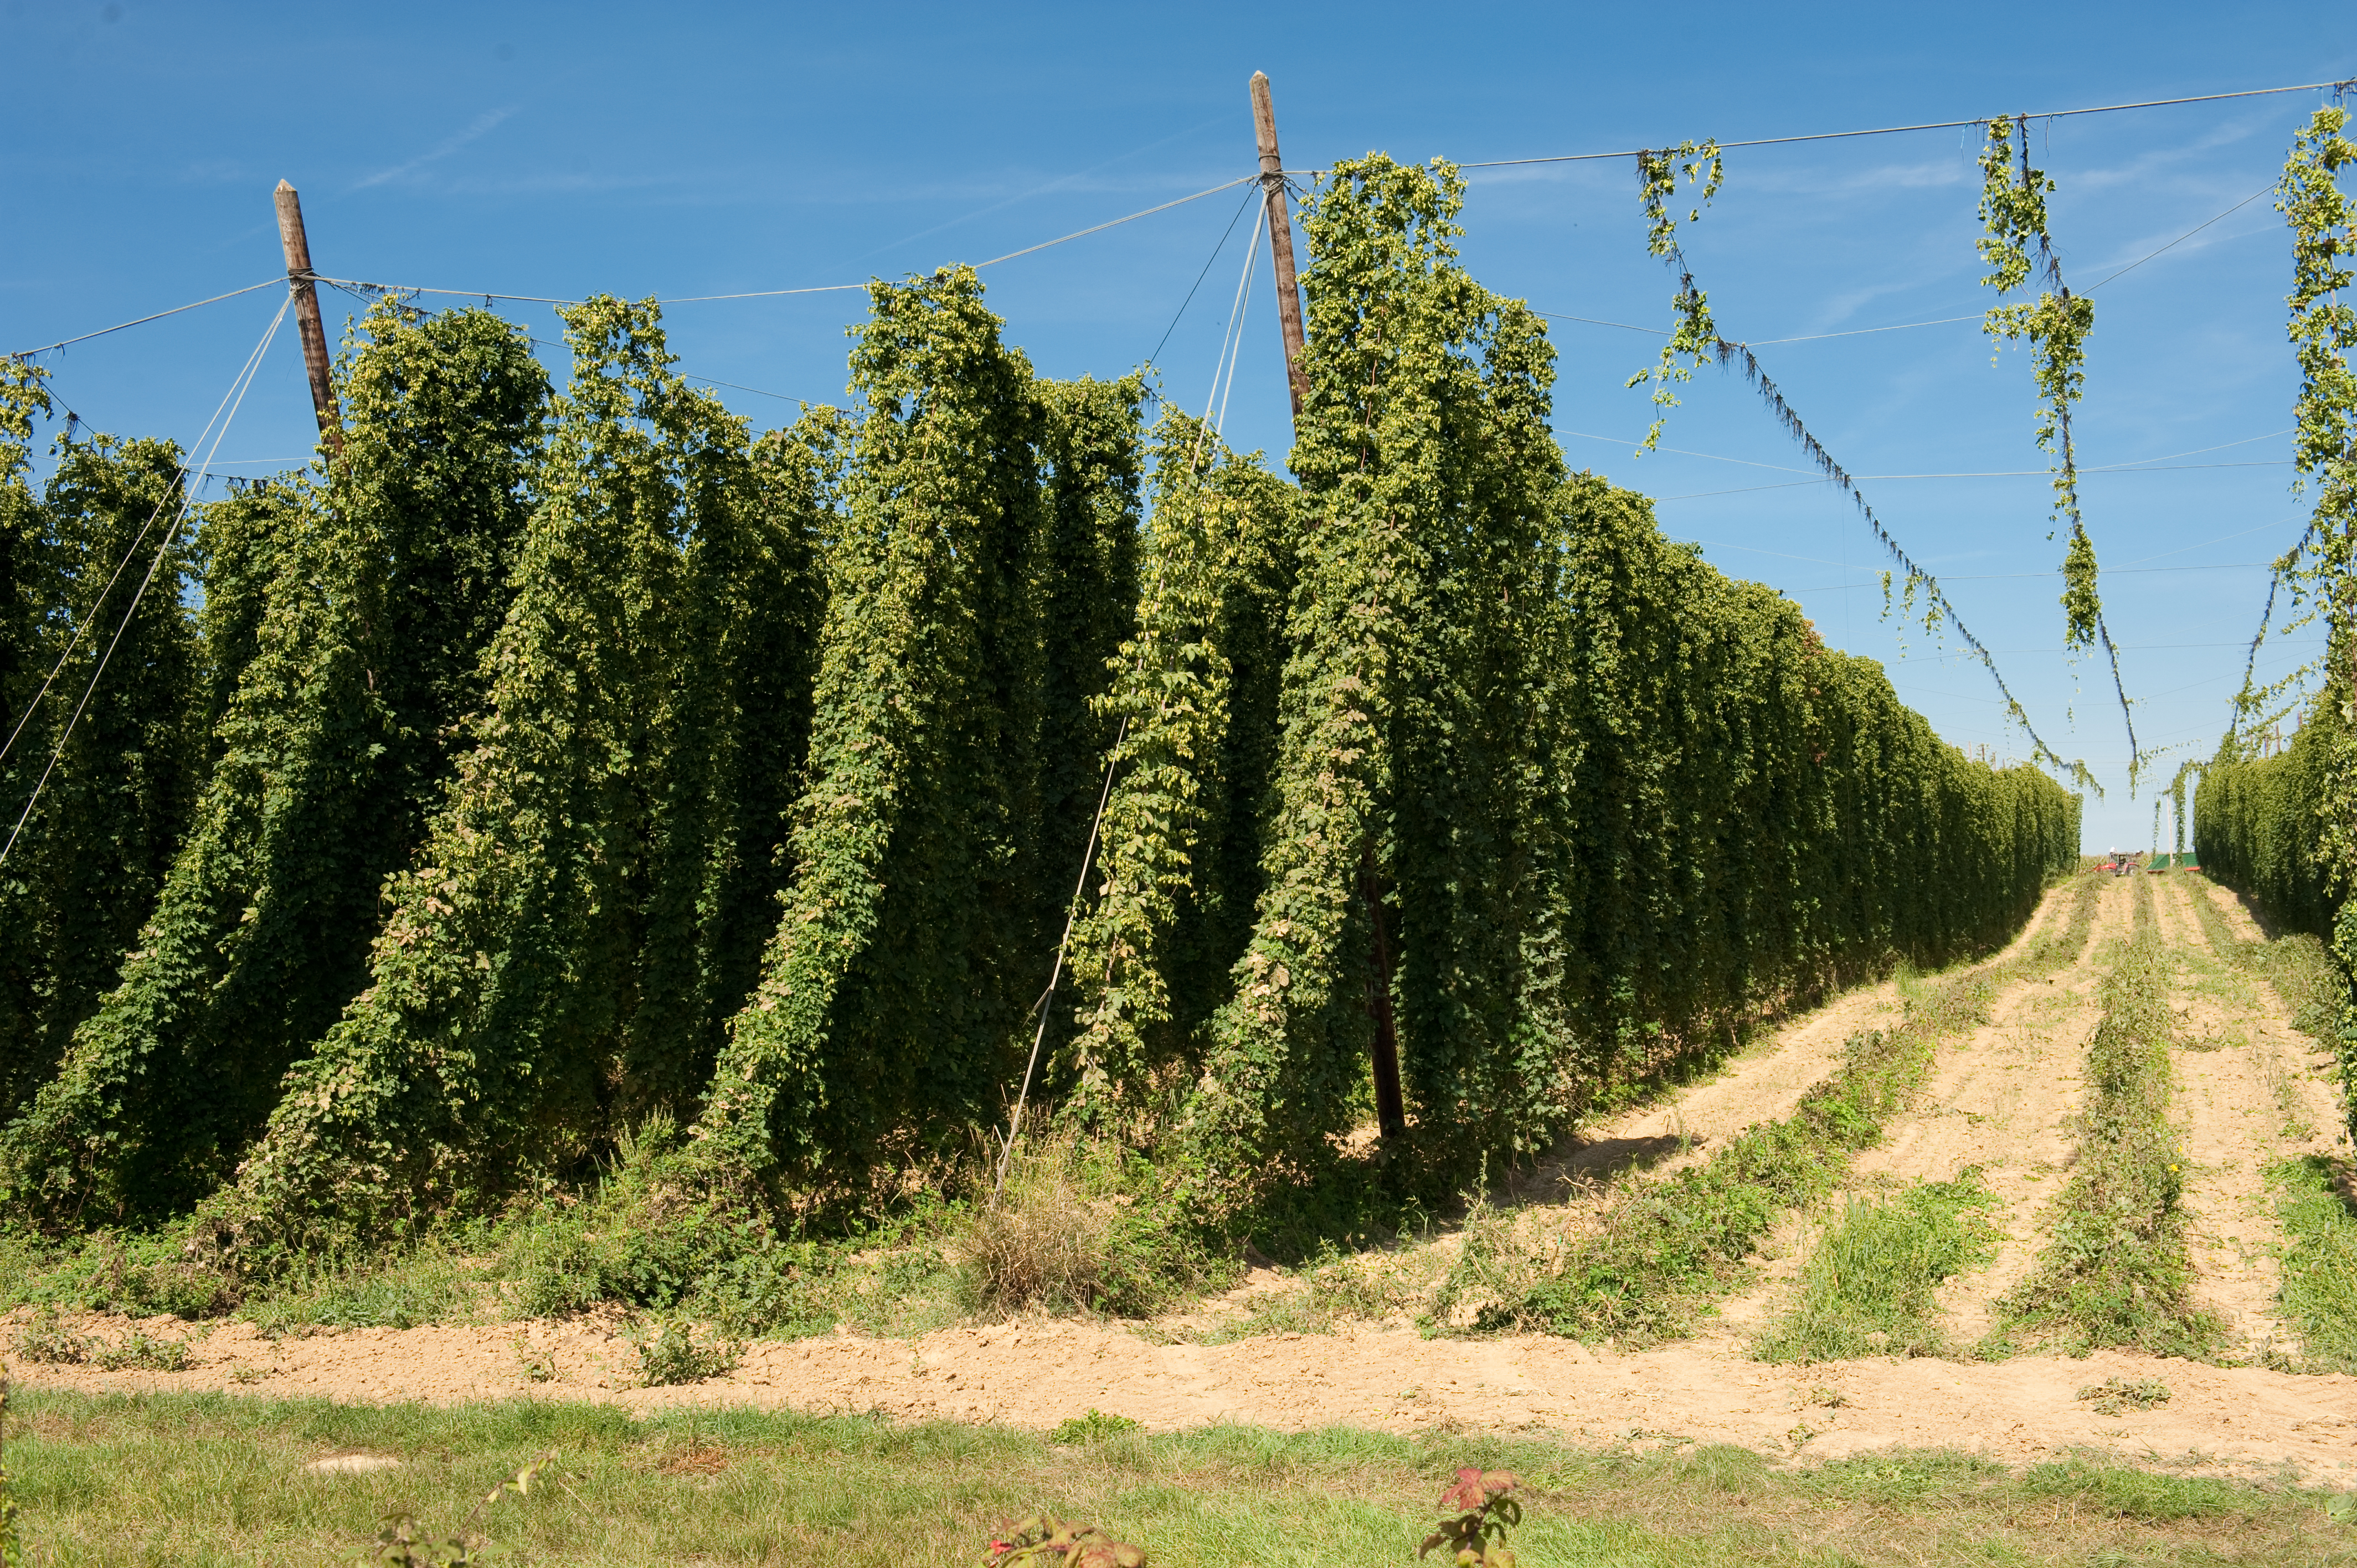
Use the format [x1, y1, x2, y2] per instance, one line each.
[17, 1312, 2356, 1485]
[17, 878, 2357, 1488]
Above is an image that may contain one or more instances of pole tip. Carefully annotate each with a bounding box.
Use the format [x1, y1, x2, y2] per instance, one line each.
[1250, 69, 1268, 84]
[275, 178, 297, 193]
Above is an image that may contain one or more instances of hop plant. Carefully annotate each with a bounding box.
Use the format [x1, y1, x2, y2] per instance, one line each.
[983, 1513, 1146, 1567]
[1421, 1468, 1524, 1567]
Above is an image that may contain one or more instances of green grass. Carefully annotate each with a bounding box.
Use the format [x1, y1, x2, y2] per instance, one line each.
[2184, 874, 2346, 1054]
[2271, 1154, 2357, 1374]
[1753, 1171, 2001, 1363]
[2, 1390, 2350, 1566]
[1455, 873, 2107, 1347]
[2001, 875, 2218, 1358]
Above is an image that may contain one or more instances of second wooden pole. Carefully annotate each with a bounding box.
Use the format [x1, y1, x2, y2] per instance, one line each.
[1248, 71, 1308, 420]
[273, 179, 344, 459]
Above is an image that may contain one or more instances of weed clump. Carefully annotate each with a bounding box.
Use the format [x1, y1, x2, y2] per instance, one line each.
[91, 1328, 192, 1372]
[2267, 1154, 2357, 1371]
[1050, 1409, 1142, 1445]
[630, 1318, 738, 1386]
[957, 1138, 1234, 1320]
[13, 1308, 90, 1364]
[2077, 1376, 2169, 1415]
[961, 1158, 1109, 1317]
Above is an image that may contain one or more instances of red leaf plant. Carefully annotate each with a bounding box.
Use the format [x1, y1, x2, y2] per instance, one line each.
[1421, 1468, 1524, 1567]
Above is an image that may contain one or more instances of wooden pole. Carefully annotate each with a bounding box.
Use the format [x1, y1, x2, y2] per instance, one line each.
[272, 180, 344, 458]
[1248, 71, 1308, 419]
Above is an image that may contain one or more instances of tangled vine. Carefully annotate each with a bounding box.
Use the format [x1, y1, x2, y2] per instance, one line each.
[1976, 115, 2140, 778]
[1626, 140, 1726, 452]
[1621, 139, 2096, 793]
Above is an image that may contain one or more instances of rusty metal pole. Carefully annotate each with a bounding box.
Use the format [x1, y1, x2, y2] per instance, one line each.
[272, 180, 344, 458]
[1248, 71, 1308, 420]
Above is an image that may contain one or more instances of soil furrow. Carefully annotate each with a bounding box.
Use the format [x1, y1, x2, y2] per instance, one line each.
[1724, 879, 2131, 1342]
[18, 1311, 2357, 1485]
[2157, 875, 2347, 1356]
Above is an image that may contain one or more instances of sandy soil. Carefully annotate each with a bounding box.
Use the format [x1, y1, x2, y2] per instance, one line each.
[16, 878, 2356, 1488]
[2155, 877, 2351, 1355]
[1865, 877, 2129, 1342]
[16, 1312, 2356, 1485]
[2190, 875, 2269, 944]
[1519, 881, 2070, 1225]
[1417, 917, 1916, 1278]
[1713, 881, 2116, 1336]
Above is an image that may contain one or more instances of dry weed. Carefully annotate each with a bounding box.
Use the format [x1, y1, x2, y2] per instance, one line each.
[959, 1140, 1110, 1317]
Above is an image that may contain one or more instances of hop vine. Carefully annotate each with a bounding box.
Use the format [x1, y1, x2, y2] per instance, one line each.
[1612, 138, 2096, 793]
[1061, 408, 1296, 1121]
[200, 295, 822, 1254]
[698, 268, 1118, 1188]
[1, 301, 547, 1225]
[0, 403, 206, 1129]
[1975, 115, 2140, 779]
[1625, 140, 1726, 451]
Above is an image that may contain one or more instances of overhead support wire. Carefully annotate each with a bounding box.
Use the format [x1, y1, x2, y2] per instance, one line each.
[1537, 179, 2297, 350]
[1285, 78, 2357, 176]
[1700, 332, 2097, 788]
[1146, 184, 1261, 366]
[6, 278, 284, 360]
[311, 177, 1262, 313]
[0, 299, 295, 774]
[2, 294, 292, 868]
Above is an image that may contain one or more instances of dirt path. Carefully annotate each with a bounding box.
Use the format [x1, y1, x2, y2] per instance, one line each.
[16, 1311, 2356, 1486]
[2155, 875, 2348, 1355]
[2189, 874, 2268, 943]
[1522, 883, 2072, 1218]
[1468, 893, 2081, 1294]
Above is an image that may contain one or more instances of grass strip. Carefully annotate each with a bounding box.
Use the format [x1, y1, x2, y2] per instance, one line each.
[2181, 873, 2345, 1053]
[0, 1389, 2335, 1567]
[1459, 874, 2106, 1346]
[1752, 1170, 2001, 1363]
[2000, 875, 2216, 1358]
[2267, 1153, 2357, 1374]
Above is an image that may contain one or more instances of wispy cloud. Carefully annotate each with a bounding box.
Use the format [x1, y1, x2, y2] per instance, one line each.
[854, 114, 1232, 261]
[354, 107, 519, 191]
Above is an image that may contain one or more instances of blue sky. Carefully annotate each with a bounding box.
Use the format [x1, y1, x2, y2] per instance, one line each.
[4, 1, 2352, 849]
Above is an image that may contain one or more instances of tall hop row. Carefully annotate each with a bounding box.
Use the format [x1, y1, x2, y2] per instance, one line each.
[0, 160, 2077, 1247]
[2198, 106, 2357, 1141]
